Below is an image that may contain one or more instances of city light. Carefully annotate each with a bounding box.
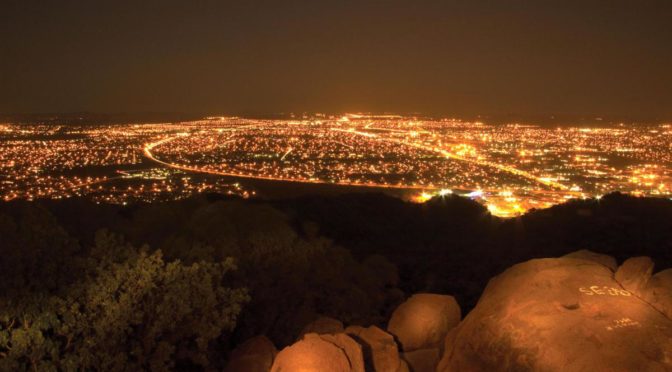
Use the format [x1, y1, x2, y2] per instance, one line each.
[1, 114, 670, 215]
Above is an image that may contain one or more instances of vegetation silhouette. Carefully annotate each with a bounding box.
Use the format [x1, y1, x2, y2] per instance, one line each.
[1, 192, 670, 369]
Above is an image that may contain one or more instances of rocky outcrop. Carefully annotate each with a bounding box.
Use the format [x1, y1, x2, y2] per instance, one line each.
[264, 253, 672, 372]
[437, 257, 672, 372]
[563, 249, 617, 271]
[224, 335, 277, 372]
[387, 293, 461, 352]
[345, 325, 407, 372]
[271, 333, 364, 372]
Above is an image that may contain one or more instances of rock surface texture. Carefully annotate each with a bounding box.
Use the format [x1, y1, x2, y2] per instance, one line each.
[643, 268, 672, 319]
[346, 325, 407, 372]
[437, 256, 672, 372]
[271, 333, 364, 372]
[401, 347, 440, 372]
[563, 249, 618, 271]
[615, 256, 655, 296]
[387, 293, 461, 352]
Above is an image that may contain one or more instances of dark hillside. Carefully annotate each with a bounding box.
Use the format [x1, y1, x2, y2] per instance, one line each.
[1, 192, 670, 369]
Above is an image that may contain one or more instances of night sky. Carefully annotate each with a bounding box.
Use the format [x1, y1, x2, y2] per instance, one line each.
[2, 1, 671, 119]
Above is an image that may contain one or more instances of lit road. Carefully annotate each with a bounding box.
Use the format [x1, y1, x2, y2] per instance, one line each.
[330, 127, 570, 191]
[143, 125, 570, 195]
[144, 135, 433, 190]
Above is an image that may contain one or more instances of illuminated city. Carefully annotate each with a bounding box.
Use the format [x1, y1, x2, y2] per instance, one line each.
[3, 2, 672, 370]
[1, 114, 670, 216]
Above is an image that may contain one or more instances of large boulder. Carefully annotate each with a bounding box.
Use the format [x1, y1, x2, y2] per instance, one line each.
[615, 256, 655, 296]
[563, 249, 617, 271]
[225, 335, 277, 372]
[437, 257, 672, 372]
[387, 293, 461, 352]
[346, 325, 406, 372]
[271, 333, 364, 372]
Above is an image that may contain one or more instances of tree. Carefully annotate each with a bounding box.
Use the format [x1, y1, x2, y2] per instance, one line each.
[0, 228, 249, 371]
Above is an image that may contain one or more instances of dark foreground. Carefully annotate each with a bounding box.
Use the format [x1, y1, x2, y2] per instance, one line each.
[1, 192, 671, 370]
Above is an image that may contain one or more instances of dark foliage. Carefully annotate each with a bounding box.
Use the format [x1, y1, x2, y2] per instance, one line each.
[1, 191, 671, 370]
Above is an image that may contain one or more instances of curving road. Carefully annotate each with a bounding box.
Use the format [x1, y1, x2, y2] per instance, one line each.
[143, 125, 571, 193]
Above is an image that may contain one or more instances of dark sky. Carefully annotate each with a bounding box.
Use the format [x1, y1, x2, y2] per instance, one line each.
[1, 1, 671, 119]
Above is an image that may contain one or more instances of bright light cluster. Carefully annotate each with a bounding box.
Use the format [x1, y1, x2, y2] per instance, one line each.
[1, 115, 670, 216]
[0, 120, 252, 203]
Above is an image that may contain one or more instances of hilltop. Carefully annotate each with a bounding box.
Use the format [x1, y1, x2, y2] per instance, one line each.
[0, 192, 670, 370]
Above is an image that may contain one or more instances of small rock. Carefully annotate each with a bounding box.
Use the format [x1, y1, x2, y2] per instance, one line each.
[225, 335, 277, 372]
[615, 256, 654, 296]
[346, 325, 404, 372]
[387, 293, 461, 352]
